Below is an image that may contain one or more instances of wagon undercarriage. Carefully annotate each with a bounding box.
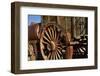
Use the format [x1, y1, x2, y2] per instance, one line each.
[28, 22, 88, 60]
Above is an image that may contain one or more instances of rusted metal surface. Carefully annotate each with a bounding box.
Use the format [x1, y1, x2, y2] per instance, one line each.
[28, 23, 41, 40]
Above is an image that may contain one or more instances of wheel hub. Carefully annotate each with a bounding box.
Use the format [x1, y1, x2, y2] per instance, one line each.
[50, 41, 56, 50]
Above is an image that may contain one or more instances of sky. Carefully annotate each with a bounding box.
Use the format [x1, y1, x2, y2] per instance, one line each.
[28, 15, 41, 25]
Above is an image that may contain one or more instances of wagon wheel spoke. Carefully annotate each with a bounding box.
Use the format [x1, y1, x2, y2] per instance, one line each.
[56, 51, 61, 59]
[57, 33, 60, 42]
[44, 30, 51, 41]
[51, 51, 54, 59]
[55, 52, 58, 59]
[81, 47, 86, 52]
[43, 35, 50, 43]
[51, 26, 55, 40]
[53, 25, 56, 39]
[42, 40, 50, 46]
[50, 52, 54, 60]
[54, 30, 57, 40]
[48, 27, 53, 39]
[47, 52, 51, 59]
[57, 48, 62, 55]
[73, 46, 87, 58]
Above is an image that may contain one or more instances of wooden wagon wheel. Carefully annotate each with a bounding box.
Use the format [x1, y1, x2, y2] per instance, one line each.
[73, 46, 87, 58]
[40, 24, 67, 60]
[73, 35, 88, 58]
